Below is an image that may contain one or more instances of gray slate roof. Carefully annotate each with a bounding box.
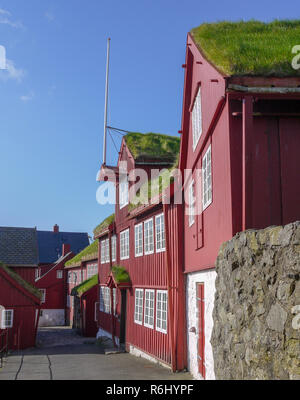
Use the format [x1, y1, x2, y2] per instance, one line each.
[0, 227, 39, 267]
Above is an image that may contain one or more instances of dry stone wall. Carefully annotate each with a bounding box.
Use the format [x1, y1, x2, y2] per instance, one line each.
[211, 222, 300, 380]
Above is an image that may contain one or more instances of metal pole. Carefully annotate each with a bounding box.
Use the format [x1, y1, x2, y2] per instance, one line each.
[103, 38, 111, 165]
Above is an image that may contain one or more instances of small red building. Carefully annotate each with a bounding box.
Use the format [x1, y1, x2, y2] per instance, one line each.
[0, 263, 41, 350]
[65, 240, 98, 334]
[96, 132, 187, 371]
[179, 22, 300, 379]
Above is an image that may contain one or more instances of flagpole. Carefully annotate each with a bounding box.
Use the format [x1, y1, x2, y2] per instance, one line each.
[103, 38, 111, 165]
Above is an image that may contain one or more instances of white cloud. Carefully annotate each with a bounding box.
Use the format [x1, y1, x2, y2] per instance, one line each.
[20, 91, 34, 102]
[0, 59, 26, 82]
[0, 8, 24, 29]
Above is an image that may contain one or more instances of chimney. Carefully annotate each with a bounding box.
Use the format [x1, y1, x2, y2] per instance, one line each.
[62, 243, 71, 256]
[53, 224, 59, 233]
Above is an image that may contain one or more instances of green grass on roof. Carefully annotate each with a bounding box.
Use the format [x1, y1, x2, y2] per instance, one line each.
[112, 265, 130, 284]
[65, 241, 98, 267]
[0, 262, 42, 300]
[93, 214, 115, 237]
[191, 20, 300, 77]
[124, 132, 180, 163]
[71, 274, 98, 296]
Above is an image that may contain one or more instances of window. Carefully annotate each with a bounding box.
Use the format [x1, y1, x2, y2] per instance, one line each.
[155, 214, 165, 252]
[111, 235, 117, 262]
[144, 218, 154, 255]
[156, 290, 168, 334]
[67, 272, 72, 284]
[87, 263, 98, 279]
[202, 145, 212, 211]
[192, 86, 202, 150]
[188, 181, 195, 227]
[134, 289, 144, 325]
[113, 288, 117, 316]
[144, 290, 155, 329]
[120, 229, 129, 260]
[57, 270, 63, 279]
[135, 223, 143, 257]
[99, 286, 111, 314]
[101, 240, 106, 264]
[105, 239, 110, 263]
[2, 310, 13, 328]
[119, 174, 129, 209]
[40, 289, 46, 304]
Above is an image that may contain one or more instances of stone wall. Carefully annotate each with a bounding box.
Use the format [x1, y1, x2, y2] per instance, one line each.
[211, 222, 300, 380]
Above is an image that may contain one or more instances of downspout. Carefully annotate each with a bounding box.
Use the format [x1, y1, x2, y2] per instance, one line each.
[163, 202, 176, 372]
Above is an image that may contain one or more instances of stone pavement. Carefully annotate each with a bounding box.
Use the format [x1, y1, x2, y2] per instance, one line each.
[0, 327, 192, 380]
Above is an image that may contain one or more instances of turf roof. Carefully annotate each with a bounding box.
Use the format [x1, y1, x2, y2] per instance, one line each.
[65, 240, 98, 268]
[124, 132, 180, 163]
[112, 265, 130, 284]
[0, 262, 42, 300]
[190, 20, 300, 77]
[71, 274, 98, 296]
[93, 214, 115, 238]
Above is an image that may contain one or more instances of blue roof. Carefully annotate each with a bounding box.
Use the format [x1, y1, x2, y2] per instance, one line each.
[37, 230, 89, 264]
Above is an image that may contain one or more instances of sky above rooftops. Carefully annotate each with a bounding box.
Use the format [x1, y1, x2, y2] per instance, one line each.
[0, 0, 299, 236]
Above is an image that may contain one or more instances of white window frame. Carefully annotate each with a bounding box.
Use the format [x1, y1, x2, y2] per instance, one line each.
[135, 223, 143, 257]
[99, 286, 111, 314]
[144, 289, 155, 329]
[119, 174, 129, 209]
[192, 86, 203, 151]
[120, 229, 130, 260]
[56, 270, 63, 279]
[202, 145, 212, 211]
[101, 240, 106, 264]
[188, 180, 195, 227]
[87, 263, 98, 279]
[2, 310, 14, 328]
[156, 290, 168, 334]
[105, 238, 110, 263]
[40, 289, 46, 304]
[134, 289, 144, 325]
[113, 288, 117, 316]
[111, 235, 117, 262]
[155, 214, 166, 253]
[144, 218, 154, 255]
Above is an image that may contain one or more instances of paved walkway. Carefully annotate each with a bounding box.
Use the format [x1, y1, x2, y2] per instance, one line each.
[0, 327, 192, 380]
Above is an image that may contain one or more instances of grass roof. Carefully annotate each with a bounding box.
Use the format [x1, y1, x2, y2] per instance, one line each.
[93, 214, 115, 238]
[190, 20, 300, 77]
[124, 132, 180, 163]
[71, 274, 98, 296]
[112, 265, 130, 284]
[0, 262, 42, 300]
[65, 240, 98, 268]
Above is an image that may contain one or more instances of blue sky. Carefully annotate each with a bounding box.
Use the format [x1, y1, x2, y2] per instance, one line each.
[0, 0, 298, 237]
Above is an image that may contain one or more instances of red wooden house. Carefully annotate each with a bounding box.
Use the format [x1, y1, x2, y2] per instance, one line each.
[0, 263, 41, 350]
[96, 132, 187, 371]
[35, 244, 74, 327]
[179, 21, 300, 379]
[65, 240, 98, 335]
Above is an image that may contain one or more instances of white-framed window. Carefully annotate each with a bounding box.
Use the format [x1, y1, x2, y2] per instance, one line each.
[144, 218, 154, 255]
[105, 238, 110, 263]
[99, 286, 111, 314]
[87, 263, 98, 279]
[134, 289, 144, 325]
[111, 235, 117, 262]
[155, 214, 165, 252]
[67, 272, 72, 284]
[119, 174, 129, 209]
[192, 86, 202, 151]
[120, 229, 130, 260]
[188, 181, 195, 227]
[2, 310, 13, 328]
[40, 289, 46, 304]
[156, 290, 168, 334]
[101, 240, 106, 264]
[57, 270, 63, 279]
[113, 288, 117, 316]
[144, 289, 155, 329]
[202, 145, 212, 211]
[135, 223, 143, 257]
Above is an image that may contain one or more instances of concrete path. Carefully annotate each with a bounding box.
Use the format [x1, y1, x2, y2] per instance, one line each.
[0, 327, 192, 380]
